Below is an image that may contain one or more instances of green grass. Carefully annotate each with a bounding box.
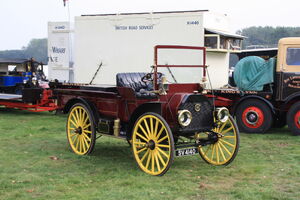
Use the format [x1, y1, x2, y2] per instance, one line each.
[0, 108, 299, 200]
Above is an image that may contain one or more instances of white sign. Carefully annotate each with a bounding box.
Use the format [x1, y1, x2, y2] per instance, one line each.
[48, 21, 71, 82]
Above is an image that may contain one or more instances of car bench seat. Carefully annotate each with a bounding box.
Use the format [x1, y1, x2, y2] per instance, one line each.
[116, 72, 157, 99]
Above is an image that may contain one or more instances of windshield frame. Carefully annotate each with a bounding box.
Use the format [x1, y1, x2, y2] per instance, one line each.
[153, 45, 207, 90]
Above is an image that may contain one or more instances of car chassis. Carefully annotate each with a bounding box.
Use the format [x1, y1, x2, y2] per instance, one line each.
[54, 45, 240, 176]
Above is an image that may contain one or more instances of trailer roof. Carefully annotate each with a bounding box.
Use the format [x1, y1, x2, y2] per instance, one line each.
[0, 58, 43, 65]
[205, 28, 245, 39]
[81, 9, 209, 17]
[0, 58, 29, 64]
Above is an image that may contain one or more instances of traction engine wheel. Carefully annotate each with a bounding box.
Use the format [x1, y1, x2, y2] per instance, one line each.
[287, 102, 300, 136]
[131, 112, 175, 176]
[66, 103, 96, 155]
[236, 99, 273, 133]
[198, 116, 240, 165]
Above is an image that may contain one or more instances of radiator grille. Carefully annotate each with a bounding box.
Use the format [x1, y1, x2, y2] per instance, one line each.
[178, 95, 213, 133]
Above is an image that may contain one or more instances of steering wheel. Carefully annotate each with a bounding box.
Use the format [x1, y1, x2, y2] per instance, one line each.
[141, 72, 163, 83]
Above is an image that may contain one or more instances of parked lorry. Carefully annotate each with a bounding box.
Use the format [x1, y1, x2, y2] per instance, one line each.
[52, 46, 240, 176]
[208, 37, 300, 135]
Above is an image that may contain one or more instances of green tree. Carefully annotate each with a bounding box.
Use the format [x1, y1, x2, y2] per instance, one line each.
[237, 26, 300, 49]
[0, 38, 48, 63]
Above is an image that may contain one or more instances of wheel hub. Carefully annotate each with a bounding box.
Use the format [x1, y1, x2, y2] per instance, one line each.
[246, 111, 258, 125]
[75, 127, 82, 135]
[148, 140, 156, 150]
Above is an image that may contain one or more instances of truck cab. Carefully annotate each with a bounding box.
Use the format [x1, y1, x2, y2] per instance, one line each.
[276, 37, 300, 101]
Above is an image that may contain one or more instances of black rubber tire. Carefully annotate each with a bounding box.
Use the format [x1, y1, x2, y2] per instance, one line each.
[66, 103, 96, 155]
[287, 102, 300, 136]
[235, 99, 273, 133]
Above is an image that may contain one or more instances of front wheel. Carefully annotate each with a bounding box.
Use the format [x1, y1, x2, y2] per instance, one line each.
[66, 103, 96, 155]
[131, 112, 175, 176]
[287, 102, 300, 136]
[235, 99, 273, 133]
[198, 116, 240, 165]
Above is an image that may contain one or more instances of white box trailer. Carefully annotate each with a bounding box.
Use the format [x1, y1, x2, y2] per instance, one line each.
[74, 10, 243, 88]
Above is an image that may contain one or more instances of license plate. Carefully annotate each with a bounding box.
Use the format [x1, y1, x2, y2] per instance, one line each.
[175, 147, 198, 157]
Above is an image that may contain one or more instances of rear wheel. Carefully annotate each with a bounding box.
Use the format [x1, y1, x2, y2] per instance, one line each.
[132, 112, 175, 176]
[198, 116, 239, 165]
[236, 99, 273, 133]
[66, 103, 96, 155]
[287, 102, 300, 136]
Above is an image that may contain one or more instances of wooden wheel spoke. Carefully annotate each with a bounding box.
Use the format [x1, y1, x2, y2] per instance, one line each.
[156, 150, 166, 166]
[218, 121, 228, 132]
[133, 141, 147, 145]
[150, 117, 154, 137]
[82, 114, 89, 127]
[145, 150, 152, 169]
[219, 139, 235, 148]
[202, 145, 212, 157]
[138, 125, 150, 140]
[157, 144, 170, 148]
[83, 130, 92, 134]
[223, 135, 236, 138]
[72, 135, 78, 144]
[78, 136, 82, 152]
[140, 149, 150, 163]
[216, 143, 220, 164]
[211, 144, 215, 161]
[218, 143, 226, 161]
[83, 123, 91, 130]
[71, 112, 78, 124]
[70, 119, 78, 128]
[75, 109, 81, 126]
[219, 141, 233, 156]
[136, 132, 149, 142]
[157, 147, 169, 158]
[70, 133, 77, 137]
[153, 120, 159, 138]
[82, 133, 91, 142]
[222, 126, 233, 135]
[82, 137, 87, 152]
[143, 119, 152, 138]
[137, 147, 147, 154]
[151, 150, 155, 173]
[157, 135, 168, 143]
[156, 126, 165, 140]
[154, 151, 161, 172]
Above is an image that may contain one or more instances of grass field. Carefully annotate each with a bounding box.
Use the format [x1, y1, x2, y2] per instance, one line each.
[0, 109, 299, 200]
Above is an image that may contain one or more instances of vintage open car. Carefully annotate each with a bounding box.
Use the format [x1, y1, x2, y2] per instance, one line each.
[54, 45, 240, 176]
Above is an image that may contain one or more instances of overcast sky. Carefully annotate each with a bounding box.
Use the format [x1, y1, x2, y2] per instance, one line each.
[0, 0, 299, 50]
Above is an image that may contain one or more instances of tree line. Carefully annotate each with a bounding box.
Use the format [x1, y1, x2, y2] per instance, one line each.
[0, 38, 47, 63]
[237, 26, 300, 49]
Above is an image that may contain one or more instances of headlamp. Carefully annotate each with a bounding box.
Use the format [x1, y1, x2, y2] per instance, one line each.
[178, 110, 192, 127]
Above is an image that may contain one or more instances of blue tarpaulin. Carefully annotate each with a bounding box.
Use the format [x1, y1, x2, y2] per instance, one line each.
[234, 56, 275, 91]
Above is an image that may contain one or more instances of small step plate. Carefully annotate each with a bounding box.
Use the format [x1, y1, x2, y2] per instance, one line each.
[175, 147, 198, 157]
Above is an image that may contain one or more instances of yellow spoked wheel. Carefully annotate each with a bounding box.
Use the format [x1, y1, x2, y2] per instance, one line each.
[198, 116, 239, 165]
[132, 113, 175, 176]
[66, 103, 96, 155]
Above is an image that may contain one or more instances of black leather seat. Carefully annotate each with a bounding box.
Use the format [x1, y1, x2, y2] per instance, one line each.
[116, 72, 157, 99]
